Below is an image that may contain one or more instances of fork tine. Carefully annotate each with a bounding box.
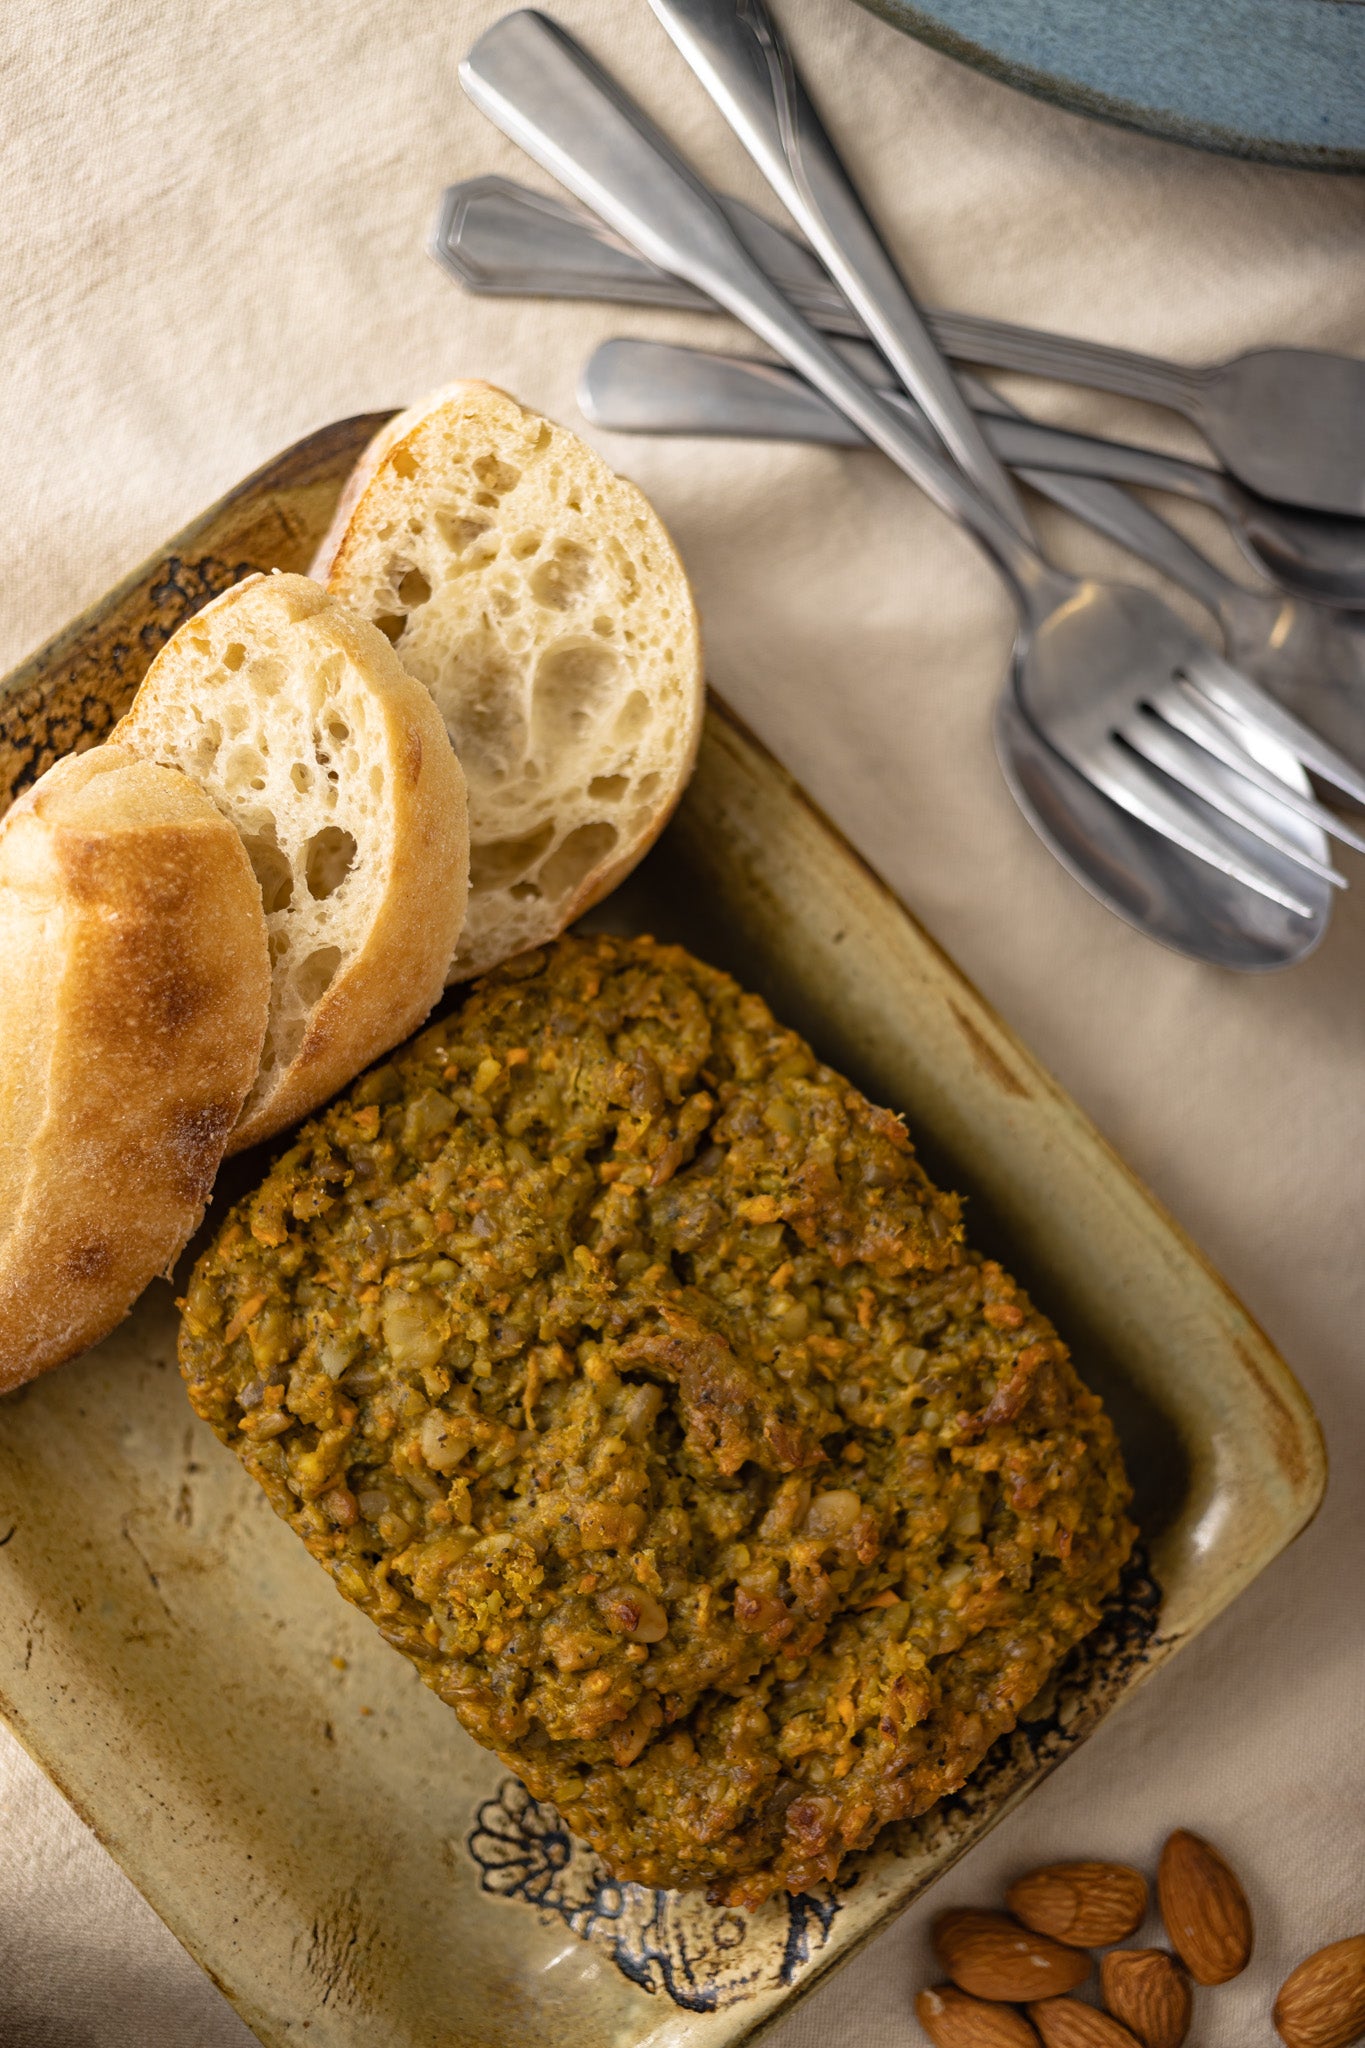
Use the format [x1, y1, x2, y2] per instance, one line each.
[1074, 734, 1322, 917]
[1153, 682, 1365, 858]
[1120, 712, 1345, 888]
[1182, 646, 1365, 808]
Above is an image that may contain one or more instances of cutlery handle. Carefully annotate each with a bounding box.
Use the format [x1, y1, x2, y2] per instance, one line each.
[928, 311, 1206, 417]
[1014, 457, 1235, 618]
[977, 409, 1233, 515]
[432, 174, 870, 331]
[432, 175, 1223, 449]
[647, 0, 1032, 540]
[580, 337, 868, 444]
[965, 384, 1237, 616]
[430, 173, 717, 310]
[461, 12, 1052, 603]
[583, 338, 1238, 618]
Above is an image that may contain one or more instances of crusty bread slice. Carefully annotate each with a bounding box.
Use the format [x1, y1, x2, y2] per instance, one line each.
[311, 382, 702, 981]
[115, 573, 469, 1152]
[0, 745, 270, 1390]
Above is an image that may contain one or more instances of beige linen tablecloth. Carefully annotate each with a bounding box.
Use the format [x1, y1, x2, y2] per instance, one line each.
[2, 4, 1363, 2043]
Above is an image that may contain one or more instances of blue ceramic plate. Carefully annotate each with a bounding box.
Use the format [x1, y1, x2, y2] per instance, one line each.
[854, 0, 1365, 170]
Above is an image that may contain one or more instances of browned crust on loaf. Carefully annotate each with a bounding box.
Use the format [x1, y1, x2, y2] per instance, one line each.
[112, 573, 471, 1155]
[225, 590, 468, 1152]
[0, 746, 270, 1389]
[308, 381, 508, 587]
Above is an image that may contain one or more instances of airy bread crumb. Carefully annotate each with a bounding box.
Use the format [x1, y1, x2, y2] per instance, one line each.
[115, 573, 469, 1150]
[313, 382, 703, 980]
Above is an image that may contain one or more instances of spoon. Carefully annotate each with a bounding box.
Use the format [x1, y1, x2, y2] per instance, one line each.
[582, 336, 1365, 774]
[928, 320, 1365, 520]
[433, 173, 1365, 580]
[460, 10, 1335, 961]
[655, 0, 1364, 518]
[631, 0, 1360, 868]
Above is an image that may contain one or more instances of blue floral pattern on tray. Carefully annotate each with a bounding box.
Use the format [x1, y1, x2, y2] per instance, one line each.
[467, 1777, 845, 2012]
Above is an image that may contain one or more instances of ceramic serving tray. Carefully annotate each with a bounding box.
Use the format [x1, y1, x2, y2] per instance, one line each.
[0, 419, 1325, 2048]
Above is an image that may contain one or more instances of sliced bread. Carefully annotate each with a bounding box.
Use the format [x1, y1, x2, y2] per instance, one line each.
[0, 744, 271, 1389]
[115, 573, 469, 1151]
[311, 381, 702, 980]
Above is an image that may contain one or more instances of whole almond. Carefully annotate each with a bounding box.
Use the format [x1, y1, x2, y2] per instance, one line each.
[1100, 1949, 1192, 2048]
[1273, 1933, 1365, 2048]
[1027, 1997, 1142, 2048]
[934, 1911, 1091, 2002]
[1157, 1829, 1253, 1984]
[1008, 1863, 1149, 1948]
[916, 1982, 1042, 2047]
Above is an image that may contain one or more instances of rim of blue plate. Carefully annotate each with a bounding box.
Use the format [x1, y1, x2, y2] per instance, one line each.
[852, 0, 1365, 172]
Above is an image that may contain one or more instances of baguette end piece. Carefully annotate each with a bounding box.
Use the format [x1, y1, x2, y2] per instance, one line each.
[0, 745, 271, 1389]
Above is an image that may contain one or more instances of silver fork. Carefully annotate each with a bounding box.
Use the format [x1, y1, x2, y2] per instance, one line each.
[431, 173, 1365, 598]
[461, 10, 1362, 915]
[581, 336, 1365, 781]
[640, 0, 1365, 876]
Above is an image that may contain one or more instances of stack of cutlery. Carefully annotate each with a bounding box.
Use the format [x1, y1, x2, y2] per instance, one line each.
[442, 3, 1365, 970]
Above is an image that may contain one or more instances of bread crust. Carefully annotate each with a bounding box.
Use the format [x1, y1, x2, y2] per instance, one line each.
[0, 746, 270, 1390]
[314, 382, 703, 981]
[226, 584, 470, 1151]
[113, 574, 471, 1153]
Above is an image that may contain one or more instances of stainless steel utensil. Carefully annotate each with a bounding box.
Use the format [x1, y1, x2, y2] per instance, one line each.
[460, 11, 1345, 926]
[1045, 465, 1365, 778]
[644, 0, 1364, 875]
[433, 174, 1365, 542]
[582, 337, 1365, 775]
[928, 320, 1365, 520]
[641, 0, 1365, 862]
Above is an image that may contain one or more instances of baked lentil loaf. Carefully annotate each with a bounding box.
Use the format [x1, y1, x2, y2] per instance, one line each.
[179, 933, 1134, 1905]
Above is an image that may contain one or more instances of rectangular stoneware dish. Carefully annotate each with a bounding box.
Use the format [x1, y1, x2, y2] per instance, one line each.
[0, 419, 1325, 2048]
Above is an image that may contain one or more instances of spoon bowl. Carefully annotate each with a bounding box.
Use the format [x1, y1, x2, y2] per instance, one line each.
[464, 7, 1343, 954]
[579, 333, 1333, 963]
[1231, 496, 1365, 613]
[1197, 349, 1365, 519]
[995, 693, 1327, 970]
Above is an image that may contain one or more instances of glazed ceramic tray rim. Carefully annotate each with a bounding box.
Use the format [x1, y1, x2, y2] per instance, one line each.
[854, 0, 1365, 171]
[0, 419, 1326, 2048]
